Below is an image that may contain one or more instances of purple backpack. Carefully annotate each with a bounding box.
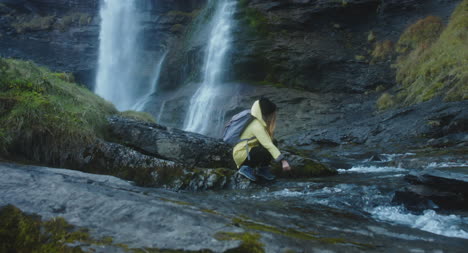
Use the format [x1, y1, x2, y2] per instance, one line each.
[222, 109, 256, 146]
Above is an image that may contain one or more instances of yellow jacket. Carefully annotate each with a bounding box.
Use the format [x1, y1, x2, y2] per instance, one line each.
[233, 100, 283, 168]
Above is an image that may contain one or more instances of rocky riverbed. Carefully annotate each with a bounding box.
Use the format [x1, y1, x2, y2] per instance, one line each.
[1, 155, 467, 252]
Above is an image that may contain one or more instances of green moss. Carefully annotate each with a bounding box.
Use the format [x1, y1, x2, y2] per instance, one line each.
[52, 72, 76, 83]
[238, 1, 270, 37]
[395, 0, 468, 104]
[354, 55, 367, 61]
[376, 92, 395, 110]
[159, 197, 192, 206]
[12, 15, 55, 33]
[0, 58, 117, 159]
[120, 110, 156, 123]
[0, 205, 88, 252]
[1, 205, 219, 253]
[230, 217, 371, 248]
[215, 232, 264, 253]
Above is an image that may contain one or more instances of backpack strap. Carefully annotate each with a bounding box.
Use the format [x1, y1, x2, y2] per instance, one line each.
[238, 137, 256, 160]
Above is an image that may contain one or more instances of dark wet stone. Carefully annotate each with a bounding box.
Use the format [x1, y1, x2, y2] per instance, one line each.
[393, 169, 468, 211]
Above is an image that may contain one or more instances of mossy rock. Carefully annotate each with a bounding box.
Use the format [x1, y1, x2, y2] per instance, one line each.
[0, 205, 87, 252]
[272, 158, 337, 178]
[120, 110, 156, 123]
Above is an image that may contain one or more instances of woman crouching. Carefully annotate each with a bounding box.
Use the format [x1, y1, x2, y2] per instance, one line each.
[233, 98, 291, 181]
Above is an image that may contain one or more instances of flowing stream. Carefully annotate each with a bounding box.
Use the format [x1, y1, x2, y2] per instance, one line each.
[183, 0, 236, 135]
[1, 156, 467, 252]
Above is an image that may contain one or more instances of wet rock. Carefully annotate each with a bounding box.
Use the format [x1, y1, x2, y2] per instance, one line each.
[107, 116, 234, 168]
[393, 169, 468, 211]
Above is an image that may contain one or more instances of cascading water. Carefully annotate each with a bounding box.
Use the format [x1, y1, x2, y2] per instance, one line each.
[183, 0, 236, 135]
[95, 0, 158, 111]
[133, 52, 167, 111]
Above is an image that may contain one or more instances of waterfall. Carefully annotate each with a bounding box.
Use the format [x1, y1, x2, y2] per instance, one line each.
[94, 0, 148, 111]
[133, 52, 167, 111]
[183, 0, 236, 135]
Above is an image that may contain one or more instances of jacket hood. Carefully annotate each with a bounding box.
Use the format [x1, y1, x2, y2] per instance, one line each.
[251, 100, 267, 127]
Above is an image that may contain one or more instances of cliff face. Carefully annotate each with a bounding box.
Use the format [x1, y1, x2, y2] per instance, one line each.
[0, 0, 205, 88]
[228, 0, 461, 93]
[0, 0, 465, 157]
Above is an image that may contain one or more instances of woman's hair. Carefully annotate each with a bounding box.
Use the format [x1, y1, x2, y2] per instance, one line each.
[263, 111, 277, 137]
[259, 98, 277, 137]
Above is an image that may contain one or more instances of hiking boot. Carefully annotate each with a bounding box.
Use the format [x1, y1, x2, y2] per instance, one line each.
[239, 165, 257, 181]
[256, 167, 275, 181]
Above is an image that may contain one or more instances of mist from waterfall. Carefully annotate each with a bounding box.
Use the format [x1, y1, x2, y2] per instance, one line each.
[183, 0, 236, 135]
[94, 0, 149, 111]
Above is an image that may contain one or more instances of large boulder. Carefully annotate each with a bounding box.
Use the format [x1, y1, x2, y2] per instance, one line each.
[107, 116, 234, 168]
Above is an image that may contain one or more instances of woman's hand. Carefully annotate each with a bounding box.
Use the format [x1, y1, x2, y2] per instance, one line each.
[282, 160, 291, 171]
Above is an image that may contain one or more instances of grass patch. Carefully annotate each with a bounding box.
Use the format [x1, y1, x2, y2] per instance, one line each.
[214, 232, 264, 253]
[376, 92, 395, 110]
[120, 110, 156, 123]
[394, 1, 468, 104]
[0, 58, 117, 157]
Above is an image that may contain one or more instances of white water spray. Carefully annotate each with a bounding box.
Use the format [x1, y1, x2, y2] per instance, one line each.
[95, 0, 150, 111]
[183, 0, 236, 135]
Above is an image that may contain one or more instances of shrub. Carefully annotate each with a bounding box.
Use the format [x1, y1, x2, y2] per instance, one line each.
[371, 40, 394, 62]
[396, 16, 444, 54]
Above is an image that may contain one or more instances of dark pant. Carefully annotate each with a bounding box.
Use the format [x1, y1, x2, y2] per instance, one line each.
[242, 140, 278, 168]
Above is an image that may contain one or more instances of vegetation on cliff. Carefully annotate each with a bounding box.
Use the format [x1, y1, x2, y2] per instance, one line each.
[0, 58, 117, 157]
[378, 0, 468, 109]
[0, 58, 155, 160]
